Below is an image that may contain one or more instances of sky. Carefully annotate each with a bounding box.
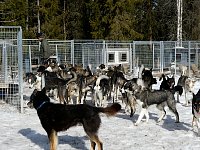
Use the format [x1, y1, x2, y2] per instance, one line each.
[0, 75, 200, 150]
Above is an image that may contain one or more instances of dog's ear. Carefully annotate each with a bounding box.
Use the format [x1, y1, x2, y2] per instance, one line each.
[41, 87, 46, 94]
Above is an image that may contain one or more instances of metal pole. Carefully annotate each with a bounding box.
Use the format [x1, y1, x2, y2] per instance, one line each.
[132, 41, 136, 73]
[188, 41, 191, 77]
[129, 43, 132, 73]
[3, 42, 7, 83]
[71, 40, 74, 65]
[160, 41, 164, 73]
[82, 44, 84, 67]
[103, 40, 106, 65]
[17, 27, 23, 113]
[55, 44, 58, 62]
[195, 43, 198, 66]
[28, 45, 32, 72]
[153, 43, 155, 69]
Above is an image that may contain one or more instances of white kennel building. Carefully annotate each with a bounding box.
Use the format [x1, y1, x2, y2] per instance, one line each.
[105, 47, 132, 70]
[106, 48, 130, 64]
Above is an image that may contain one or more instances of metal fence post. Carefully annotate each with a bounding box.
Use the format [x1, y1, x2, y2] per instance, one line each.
[175, 42, 177, 75]
[71, 40, 74, 65]
[55, 44, 58, 62]
[132, 41, 136, 73]
[2, 41, 8, 83]
[195, 43, 198, 66]
[28, 45, 32, 72]
[188, 41, 191, 77]
[160, 41, 164, 73]
[103, 40, 106, 65]
[17, 27, 23, 113]
[82, 43, 85, 67]
[129, 43, 132, 73]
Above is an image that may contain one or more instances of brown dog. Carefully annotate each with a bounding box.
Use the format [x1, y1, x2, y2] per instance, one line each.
[27, 88, 121, 150]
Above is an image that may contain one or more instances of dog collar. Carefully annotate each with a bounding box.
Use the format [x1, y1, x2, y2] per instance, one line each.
[36, 101, 48, 110]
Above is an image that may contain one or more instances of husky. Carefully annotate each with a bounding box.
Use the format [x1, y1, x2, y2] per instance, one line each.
[159, 74, 183, 100]
[131, 83, 179, 126]
[94, 75, 111, 107]
[27, 88, 121, 150]
[192, 89, 200, 134]
[25, 72, 42, 90]
[120, 65, 157, 117]
[177, 75, 196, 106]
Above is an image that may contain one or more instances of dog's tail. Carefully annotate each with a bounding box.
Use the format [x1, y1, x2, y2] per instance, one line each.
[97, 103, 121, 116]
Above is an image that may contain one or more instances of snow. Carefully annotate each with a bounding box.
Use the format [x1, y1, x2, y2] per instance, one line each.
[1, 75, 200, 150]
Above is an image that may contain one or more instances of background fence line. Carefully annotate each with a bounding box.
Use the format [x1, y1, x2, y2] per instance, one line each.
[23, 40, 200, 76]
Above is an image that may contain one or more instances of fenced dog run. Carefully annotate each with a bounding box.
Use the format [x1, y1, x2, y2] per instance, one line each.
[1, 26, 200, 112]
[0, 26, 23, 112]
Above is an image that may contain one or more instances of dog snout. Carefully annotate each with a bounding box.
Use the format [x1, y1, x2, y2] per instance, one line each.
[29, 84, 33, 89]
[121, 93, 126, 98]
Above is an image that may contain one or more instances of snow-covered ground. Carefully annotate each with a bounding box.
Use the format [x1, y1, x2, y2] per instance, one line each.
[1, 75, 200, 150]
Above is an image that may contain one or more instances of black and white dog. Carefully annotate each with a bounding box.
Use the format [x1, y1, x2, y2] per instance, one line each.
[120, 65, 157, 117]
[25, 72, 42, 91]
[177, 75, 196, 106]
[94, 75, 111, 107]
[131, 83, 179, 126]
[159, 74, 183, 100]
[192, 89, 200, 133]
[120, 81, 137, 117]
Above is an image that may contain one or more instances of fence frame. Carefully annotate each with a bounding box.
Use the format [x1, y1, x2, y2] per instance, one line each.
[23, 40, 200, 77]
[0, 26, 23, 113]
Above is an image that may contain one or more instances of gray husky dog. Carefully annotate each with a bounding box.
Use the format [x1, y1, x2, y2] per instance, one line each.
[131, 83, 179, 126]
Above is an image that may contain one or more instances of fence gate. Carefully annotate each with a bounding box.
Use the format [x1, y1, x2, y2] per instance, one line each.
[0, 26, 23, 113]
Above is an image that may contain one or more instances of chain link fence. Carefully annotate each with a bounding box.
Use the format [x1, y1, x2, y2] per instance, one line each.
[23, 40, 200, 77]
[0, 26, 23, 112]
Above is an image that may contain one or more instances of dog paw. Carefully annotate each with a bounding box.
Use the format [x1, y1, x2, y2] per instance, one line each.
[156, 120, 161, 123]
[134, 123, 139, 126]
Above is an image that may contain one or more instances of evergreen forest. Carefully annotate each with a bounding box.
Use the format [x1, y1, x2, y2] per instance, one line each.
[0, 0, 200, 41]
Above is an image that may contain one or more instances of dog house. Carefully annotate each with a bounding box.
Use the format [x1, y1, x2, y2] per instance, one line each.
[106, 48, 131, 67]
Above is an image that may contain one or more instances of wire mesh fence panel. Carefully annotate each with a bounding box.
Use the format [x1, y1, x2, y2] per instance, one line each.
[23, 39, 39, 73]
[80, 42, 104, 72]
[20, 39, 200, 78]
[0, 26, 23, 112]
[49, 40, 72, 65]
[133, 41, 158, 69]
